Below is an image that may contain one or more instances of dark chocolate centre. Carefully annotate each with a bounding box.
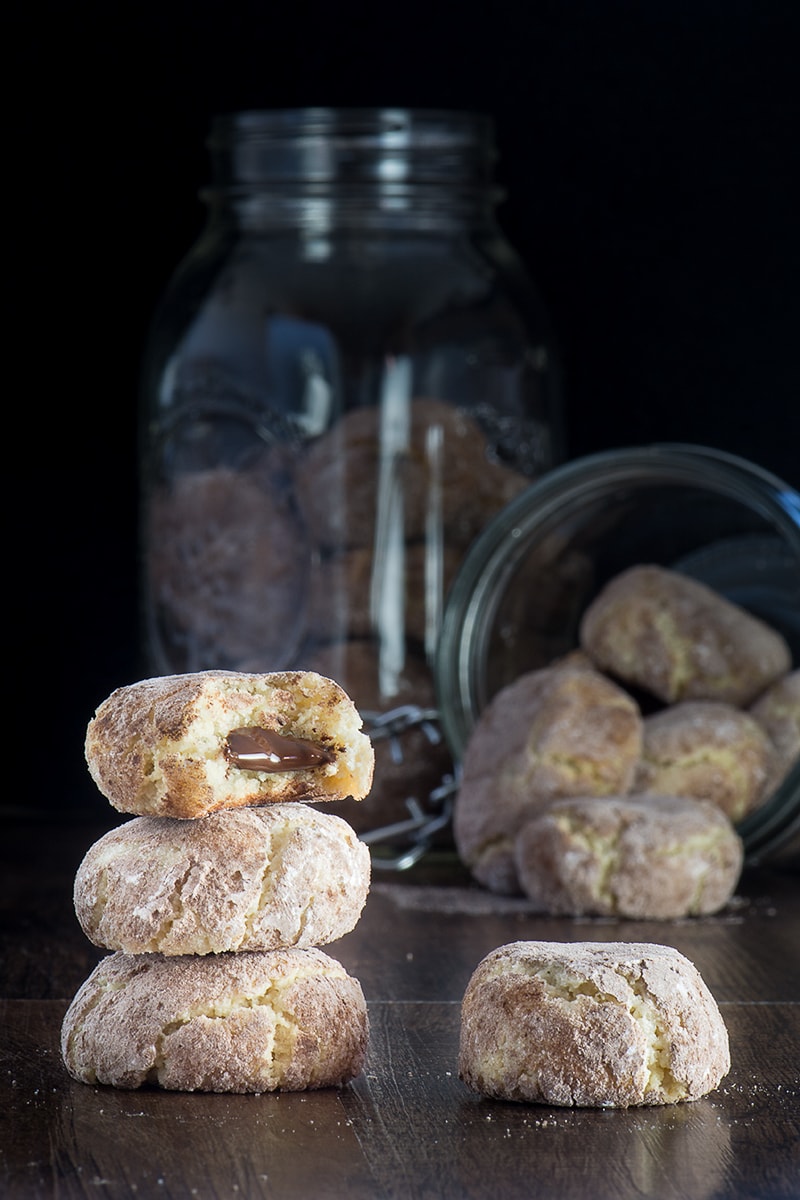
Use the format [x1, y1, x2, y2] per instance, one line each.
[224, 727, 334, 772]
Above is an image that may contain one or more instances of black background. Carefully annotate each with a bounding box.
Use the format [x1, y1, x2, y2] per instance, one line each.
[13, 0, 799, 814]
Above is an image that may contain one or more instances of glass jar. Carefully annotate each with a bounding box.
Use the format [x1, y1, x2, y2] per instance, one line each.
[435, 444, 800, 866]
[139, 108, 563, 862]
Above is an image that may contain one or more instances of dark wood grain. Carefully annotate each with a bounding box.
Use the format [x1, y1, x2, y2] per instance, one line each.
[3, 1001, 379, 1200]
[3, 999, 798, 1200]
[2, 816, 799, 1199]
[345, 1001, 800, 1200]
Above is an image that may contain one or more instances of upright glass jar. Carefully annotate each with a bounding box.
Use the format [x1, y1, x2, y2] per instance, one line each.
[436, 444, 800, 866]
[139, 108, 563, 860]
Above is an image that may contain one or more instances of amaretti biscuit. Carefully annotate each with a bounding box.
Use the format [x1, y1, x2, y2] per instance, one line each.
[749, 670, 800, 794]
[458, 941, 730, 1107]
[634, 701, 771, 821]
[147, 463, 308, 672]
[295, 397, 528, 552]
[453, 665, 643, 894]
[73, 805, 371, 955]
[579, 564, 791, 706]
[85, 670, 375, 819]
[514, 794, 743, 919]
[61, 948, 368, 1093]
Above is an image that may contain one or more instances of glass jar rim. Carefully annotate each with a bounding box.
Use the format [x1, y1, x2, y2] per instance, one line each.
[205, 107, 499, 190]
[209, 106, 495, 143]
[435, 441, 800, 863]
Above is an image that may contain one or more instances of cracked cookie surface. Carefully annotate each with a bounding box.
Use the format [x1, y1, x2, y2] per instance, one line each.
[74, 805, 371, 955]
[458, 940, 730, 1107]
[61, 948, 368, 1092]
[514, 793, 743, 918]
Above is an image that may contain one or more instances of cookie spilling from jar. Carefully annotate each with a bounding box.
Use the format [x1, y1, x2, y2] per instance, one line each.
[453, 564, 798, 915]
[85, 669, 375, 819]
[579, 564, 792, 707]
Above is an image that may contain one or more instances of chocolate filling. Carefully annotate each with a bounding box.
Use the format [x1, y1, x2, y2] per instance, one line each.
[224, 727, 335, 772]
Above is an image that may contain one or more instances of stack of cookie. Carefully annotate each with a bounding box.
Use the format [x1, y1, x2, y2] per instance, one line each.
[61, 670, 375, 1093]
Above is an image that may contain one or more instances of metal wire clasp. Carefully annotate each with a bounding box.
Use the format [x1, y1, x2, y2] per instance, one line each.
[359, 704, 459, 870]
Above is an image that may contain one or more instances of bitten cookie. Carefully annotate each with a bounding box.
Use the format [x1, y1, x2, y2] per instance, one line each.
[579, 564, 791, 706]
[514, 794, 743, 919]
[458, 941, 730, 1107]
[73, 805, 371, 955]
[85, 670, 375, 819]
[634, 701, 771, 822]
[453, 665, 643, 894]
[61, 948, 368, 1092]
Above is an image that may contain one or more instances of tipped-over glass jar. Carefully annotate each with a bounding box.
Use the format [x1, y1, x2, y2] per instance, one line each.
[139, 108, 563, 861]
[435, 444, 800, 866]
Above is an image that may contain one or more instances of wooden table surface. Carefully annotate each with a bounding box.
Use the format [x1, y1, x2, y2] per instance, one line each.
[2, 814, 798, 1200]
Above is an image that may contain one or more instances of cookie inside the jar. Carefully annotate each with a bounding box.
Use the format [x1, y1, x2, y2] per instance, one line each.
[634, 700, 771, 822]
[579, 563, 791, 706]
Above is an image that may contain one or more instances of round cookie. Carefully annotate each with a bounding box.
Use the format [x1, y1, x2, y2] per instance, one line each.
[74, 805, 371, 955]
[61, 948, 369, 1093]
[514, 794, 743, 919]
[295, 397, 528, 552]
[634, 700, 771, 822]
[749, 669, 800, 794]
[458, 941, 730, 1107]
[85, 670, 375, 819]
[453, 665, 643, 894]
[579, 564, 791, 706]
[147, 463, 308, 672]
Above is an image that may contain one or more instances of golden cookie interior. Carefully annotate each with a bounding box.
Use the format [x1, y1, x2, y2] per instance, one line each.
[85, 669, 375, 818]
